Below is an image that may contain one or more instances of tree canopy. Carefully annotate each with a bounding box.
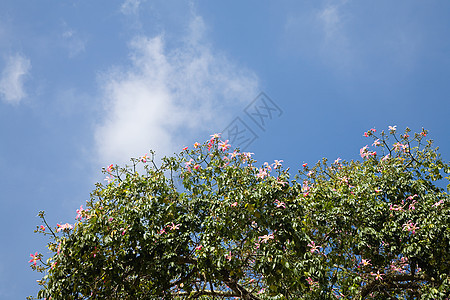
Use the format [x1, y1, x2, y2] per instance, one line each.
[30, 127, 450, 299]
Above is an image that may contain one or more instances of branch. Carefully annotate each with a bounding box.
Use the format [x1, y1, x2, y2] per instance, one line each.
[174, 290, 238, 298]
[358, 274, 431, 299]
[219, 269, 262, 300]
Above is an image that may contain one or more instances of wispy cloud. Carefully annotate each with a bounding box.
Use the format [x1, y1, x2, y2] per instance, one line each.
[283, 1, 353, 71]
[318, 4, 342, 39]
[62, 29, 87, 58]
[283, 1, 422, 76]
[94, 15, 259, 165]
[121, 0, 144, 16]
[0, 54, 31, 104]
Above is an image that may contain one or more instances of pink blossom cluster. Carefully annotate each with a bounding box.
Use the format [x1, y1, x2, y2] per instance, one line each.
[306, 277, 319, 290]
[302, 180, 311, 196]
[75, 205, 89, 220]
[274, 199, 286, 208]
[402, 220, 419, 234]
[360, 145, 376, 159]
[432, 199, 444, 208]
[139, 154, 150, 163]
[393, 142, 408, 152]
[389, 257, 409, 274]
[56, 223, 73, 232]
[363, 128, 377, 137]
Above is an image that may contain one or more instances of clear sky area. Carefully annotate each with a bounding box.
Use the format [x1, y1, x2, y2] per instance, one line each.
[1, 1, 449, 298]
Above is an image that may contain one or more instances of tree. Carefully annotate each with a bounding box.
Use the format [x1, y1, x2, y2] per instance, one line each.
[29, 127, 450, 299]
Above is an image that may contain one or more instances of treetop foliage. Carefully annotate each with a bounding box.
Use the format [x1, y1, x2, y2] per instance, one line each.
[30, 127, 450, 299]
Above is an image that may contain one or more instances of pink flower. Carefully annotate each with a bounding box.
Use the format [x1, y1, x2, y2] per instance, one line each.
[389, 204, 404, 211]
[106, 164, 113, 173]
[218, 140, 231, 151]
[193, 142, 200, 148]
[225, 251, 232, 261]
[360, 259, 371, 267]
[306, 277, 319, 290]
[408, 200, 417, 210]
[28, 252, 40, 266]
[406, 194, 418, 201]
[302, 163, 308, 168]
[402, 220, 419, 234]
[388, 125, 397, 132]
[229, 151, 239, 159]
[381, 154, 390, 161]
[56, 223, 73, 232]
[390, 264, 403, 273]
[274, 199, 286, 208]
[230, 201, 238, 207]
[75, 205, 87, 220]
[432, 199, 444, 207]
[40, 225, 45, 231]
[185, 159, 193, 172]
[241, 152, 254, 162]
[360, 145, 369, 159]
[302, 180, 311, 195]
[334, 158, 341, 164]
[168, 222, 181, 230]
[276, 178, 288, 186]
[273, 160, 283, 169]
[263, 162, 272, 171]
[393, 142, 405, 152]
[372, 139, 381, 146]
[195, 245, 203, 251]
[210, 133, 221, 139]
[307, 241, 321, 253]
[207, 141, 214, 151]
[139, 154, 149, 163]
[259, 233, 274, 243]
[193, 164, 200, 170]
[371, 271, 384, 280]
[256, 168, 268, 179]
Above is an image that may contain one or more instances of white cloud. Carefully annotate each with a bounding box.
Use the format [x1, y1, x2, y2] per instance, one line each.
[316, 2, 353, 69]
[121, 0, 144, 15]
[0, 54, 31, 104]
[318, 4, 344, 40]
[95, 15, 259, 165]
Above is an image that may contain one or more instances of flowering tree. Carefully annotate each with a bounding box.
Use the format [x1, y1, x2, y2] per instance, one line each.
[29, 127, 450, 299]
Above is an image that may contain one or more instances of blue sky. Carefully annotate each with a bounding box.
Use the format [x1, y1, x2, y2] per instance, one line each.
[1, 1, 450, 298]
